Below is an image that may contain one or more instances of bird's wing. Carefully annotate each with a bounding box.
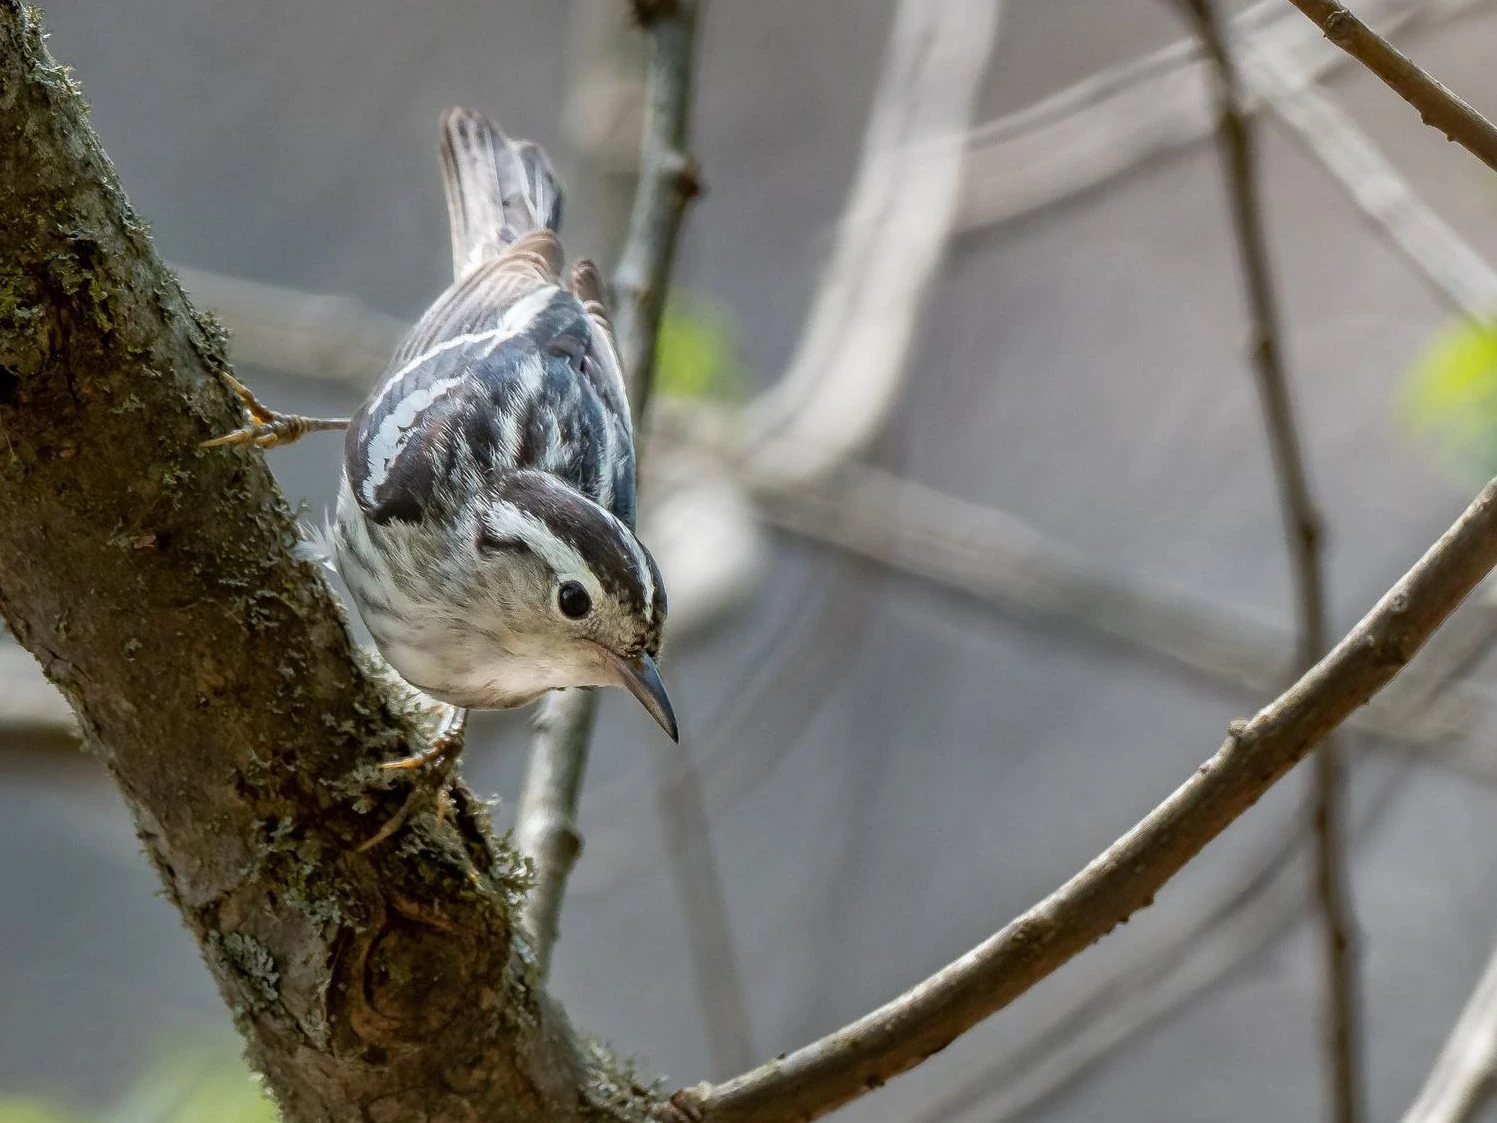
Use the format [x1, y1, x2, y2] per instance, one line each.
[347, 232, 563, 523]
[567, 259, 638, 527]
[390, 230, 563, 366]
[348, 268, 637, 528]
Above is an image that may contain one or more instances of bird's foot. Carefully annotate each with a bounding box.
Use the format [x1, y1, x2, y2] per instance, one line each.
[655, 1089, 707, 1123]
[202, 372, 349, 450]
[358, 708, 468, 852]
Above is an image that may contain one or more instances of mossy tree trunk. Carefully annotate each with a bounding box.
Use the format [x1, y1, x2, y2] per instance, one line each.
[0, 7, 657, 1120]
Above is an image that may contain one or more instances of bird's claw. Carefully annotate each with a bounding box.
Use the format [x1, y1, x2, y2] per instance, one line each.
[378, 723, 467, 772]
[202, 372, 348, 450]
[655, 1089, 707, 1123]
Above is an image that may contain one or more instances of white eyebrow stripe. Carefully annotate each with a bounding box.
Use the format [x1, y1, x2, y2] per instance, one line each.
[484, 499, 592, 590]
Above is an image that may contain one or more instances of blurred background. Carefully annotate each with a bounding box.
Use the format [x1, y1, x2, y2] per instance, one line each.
[8, 1, 1497, 1120]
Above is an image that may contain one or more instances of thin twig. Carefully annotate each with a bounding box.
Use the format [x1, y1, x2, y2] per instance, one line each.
[1183, 2, 1361, 1118]
[956, 0, 1487, 232]
[514, 0, 702, 978]
[671, 475, 1497, 1122]
[1242, 35, 1497, 322]
[617, 0, 757, 1071]
[612, 0, 702, 424]
[1283, 0, 1497, 174]
[1401, 926, 1497, 1123]
[913, 775, 1371, 1123]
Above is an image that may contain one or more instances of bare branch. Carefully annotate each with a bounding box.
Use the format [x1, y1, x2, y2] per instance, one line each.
[1401, 929, 1497, 1123]
[1284, 0, 1497, 174]
[515, 689, 601, 977]
[612, 0, 702, 423]
[1183, 0, 1361, 1117]
[920, 597, 1497, 1123]
[514, 0, 702, 977]
[734, 0, 1004, 486]
[674, 475, 1497, 1123]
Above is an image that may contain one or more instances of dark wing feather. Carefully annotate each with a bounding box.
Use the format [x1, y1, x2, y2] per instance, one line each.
[346, 110, 638, 531]
[348, 284, 636, 528]
[568, 259, 638, 527]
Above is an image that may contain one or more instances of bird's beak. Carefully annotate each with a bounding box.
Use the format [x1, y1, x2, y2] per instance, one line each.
[606, 651, 679, 742]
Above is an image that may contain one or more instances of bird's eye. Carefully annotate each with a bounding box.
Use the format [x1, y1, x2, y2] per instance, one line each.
[557, 580, 592, 619]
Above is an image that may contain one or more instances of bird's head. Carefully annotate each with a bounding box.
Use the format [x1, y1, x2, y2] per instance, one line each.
[425, 469, 675, 738]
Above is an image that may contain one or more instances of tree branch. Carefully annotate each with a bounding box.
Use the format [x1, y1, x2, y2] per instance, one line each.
[1183, 1, 1362, 1119]
[674, 476, 1497, 1122]
[514, 0, 702, 977]
[1283, 0, 1497, 173]
[612, 0, 702, 424]
[0, 8, 652, 1121]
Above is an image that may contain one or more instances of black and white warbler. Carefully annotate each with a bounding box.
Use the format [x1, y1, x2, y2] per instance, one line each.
[207, 107, 677, 751]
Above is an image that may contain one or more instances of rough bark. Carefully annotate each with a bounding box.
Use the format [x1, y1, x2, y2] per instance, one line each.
[0, 8, 651, 1121]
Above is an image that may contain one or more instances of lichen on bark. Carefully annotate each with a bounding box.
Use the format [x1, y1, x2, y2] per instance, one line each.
[0, 6, 659, 1120]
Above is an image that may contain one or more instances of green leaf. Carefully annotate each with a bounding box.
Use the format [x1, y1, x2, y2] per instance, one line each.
[1400, 316, 1497, 475]
[653, 293, 746, 402]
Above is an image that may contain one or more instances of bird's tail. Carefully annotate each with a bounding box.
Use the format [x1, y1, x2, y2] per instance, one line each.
[439, 106, 564, 277]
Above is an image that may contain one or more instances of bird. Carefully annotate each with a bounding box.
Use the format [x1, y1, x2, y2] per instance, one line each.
[205, 107, 678, 790]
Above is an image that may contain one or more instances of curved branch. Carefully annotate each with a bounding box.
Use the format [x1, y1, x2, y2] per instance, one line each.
[676, 476, 1497, 1122]
[0, 9, 645, 1121]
